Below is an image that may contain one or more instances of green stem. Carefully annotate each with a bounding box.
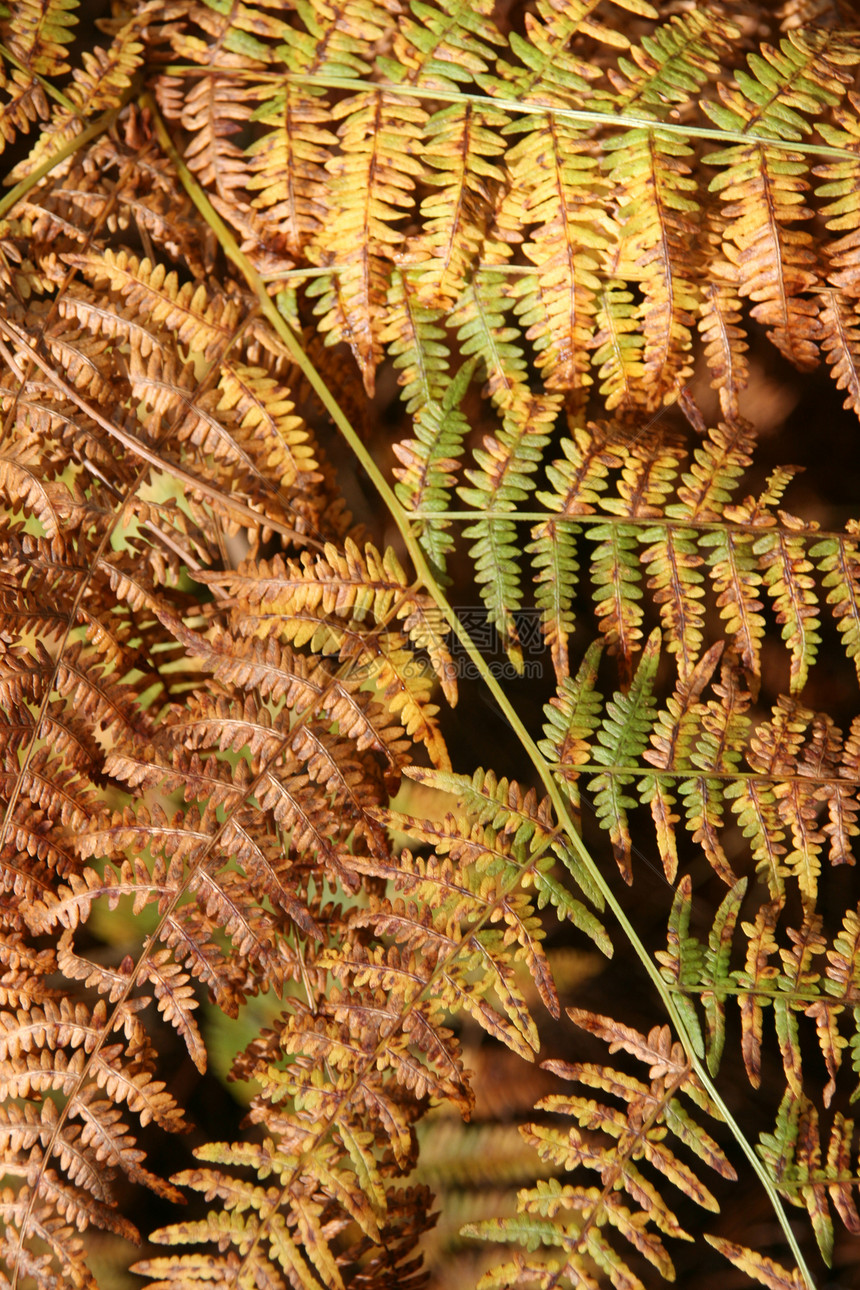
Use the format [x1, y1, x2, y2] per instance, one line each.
[0, 41, 78, 111]
[155, 65, 858, 161]
[146, 95, 816, 1290]
[0, 103, 127, 221]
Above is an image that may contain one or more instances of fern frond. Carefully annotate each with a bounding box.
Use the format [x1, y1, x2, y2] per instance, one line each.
[139, 745, 613, 1286]
[541, 640, 604, 817]
[754, 521, 822, 694]
[701, 525, 767, 684]
[641, 643, 724, 883]
[812, 528, 860, 681]
[200, 538, 453, 763]
[531, 426, 622, 680]
[640, 525, 706, 682]
[0, 0, 76, 163]
[658, 874, 750, 1076]
[697, 274, 751, 420]
[5, 3, 860, 1286]
[142, 1130, 385, 1290]
[735, 902, 781, 1090]
[478, 0, 655, 108]
[385, 271, 472, 576]
[706, 1237, 806, 1289]
[66, 248, 242, 358]
[3, 0, 77, 78]
[811, 902, 860, 1106]
[591, 283, 647, 412]
[455, 277, 562, 660]
[460, 401, 562, 668]
[387, 0, 507, 304]
[670, 418, 756, 523]
[606, 10, 741, 405]
[466, 1006, 733, 1290]
[758, 1091, 860, 1264]
[392, 371, 473, 579]
[402, 763, 609, 926]
[704, 29, 860, 369]
[501, 115, 608, 396]
[587, 520, 644, 679]
[356, 811, 598, 1049]
[307, 88, 425, 395]
[409, 99, 507, 308]
[7, 8, 149, 183]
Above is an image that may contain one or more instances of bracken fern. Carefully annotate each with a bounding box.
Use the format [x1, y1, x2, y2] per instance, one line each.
[1, 3, 860, 1289]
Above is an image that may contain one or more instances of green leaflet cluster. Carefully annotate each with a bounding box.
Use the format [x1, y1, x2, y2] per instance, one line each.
[660, 878, 860, 1262]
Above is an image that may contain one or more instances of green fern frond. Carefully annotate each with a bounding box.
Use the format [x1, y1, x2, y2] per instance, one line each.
[587, 521, 644, 677]
[758, 1091, 860, 1264]
[589, 628, 660, 882]
[455, 276, 561, 660]
[640, 643, 724, 882]
[531, 425, 622, 680]
[379, 766, 610, 954]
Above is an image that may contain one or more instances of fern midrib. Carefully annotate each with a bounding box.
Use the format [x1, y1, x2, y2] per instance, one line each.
[402, 506, 810, 526]
[643, 128, 678, 374]
[759, 146, 801, 367]
[552, 766, 851, 784]
[436, 102, 475, 281]
[737, 31, 838, 142]
[670, 982, 854, 1005]
[156, 67, 860, 160]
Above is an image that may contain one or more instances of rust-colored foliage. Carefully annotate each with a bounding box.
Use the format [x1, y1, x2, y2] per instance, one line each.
[2, 2, 860, 1289]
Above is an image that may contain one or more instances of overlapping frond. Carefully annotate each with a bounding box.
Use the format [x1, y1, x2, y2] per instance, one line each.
[703, 29, 860, 369]
[464, 1009, 734, 1290]
[133, 760, 611, 1288]
[3, 2, 860, 1289]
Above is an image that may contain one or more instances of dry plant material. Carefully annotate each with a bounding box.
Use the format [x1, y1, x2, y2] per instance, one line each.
[2, 2, 860, 1288]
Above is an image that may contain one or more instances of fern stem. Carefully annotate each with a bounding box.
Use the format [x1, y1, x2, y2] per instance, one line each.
[549, 764, 860, 785]
[0, 102, 129, 221]
[146, 95, 817, 1290]
[155, 66, 860, 161]
[0, 41, 79, 112]
[406, 508, 854, 539]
